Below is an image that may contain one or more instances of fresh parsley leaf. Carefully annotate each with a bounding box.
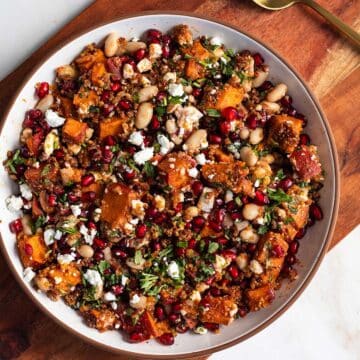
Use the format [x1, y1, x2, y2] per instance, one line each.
[208, 242, 219, 254]
[176, 241, 188, 248]
[143, 161, 156, 178]
[134, 250, 143, 265]
[97, 260, 110, 274]
[89, 105, 100, 113]
[32, 215, 46, 233]
[268, 188, 293, 203]
[206, 109, 221, 117]
[155, 106, 166, 117]
[6, 149, 25, 174]
[258, 225, 269, 235]
[41, 164, 51, 176]
[139, 273, 159, 294]
[275, 169, 286, 180]
[284, 217, 295, 224]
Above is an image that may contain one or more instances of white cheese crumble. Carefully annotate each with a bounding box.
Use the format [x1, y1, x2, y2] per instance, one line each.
[210, 36, 222, 46]
[70, 204, 82, 217]
[83, 269, 103, 287]
[214, 254, 231, 272]
[103, 292, 117, 302]
[225, 190, 234, 203]
[123, 63, 135, 79]
[6, 195, 23, 213]
[175, 105, 203, 132]
[157, 134, 174, 155]
[137, 58, 152, 73]
[128, 131, 144, 146]
[44, 228, 56, 246]
[54, 230, 63, 240]
[188, 167, 199, 178]
[163, 72, 177, 83]
[195, 153, 207, 165]
[79, 224, 97, 245]
[154, 195, 166, 211]
[121, 274, 129, 286]
[189, 290, 201, 302]
[194, 326, 208, 335]
[57, 253, 76, 265]
[134, 147, 154, 165]
[23, 267, 36, 282]
[45, 109, 66, 128]
[167, 261, 180, 279]
[111, 302, 118, 310]
[129, 294, 141, 307]
[149, 43, 162, 59]
[19, 183, 32, 201]
[249, 259, 263, 274]
[168, 83, 184, 97]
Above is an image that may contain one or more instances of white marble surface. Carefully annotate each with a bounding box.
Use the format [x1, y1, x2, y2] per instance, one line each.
[0, 2, 359, 359]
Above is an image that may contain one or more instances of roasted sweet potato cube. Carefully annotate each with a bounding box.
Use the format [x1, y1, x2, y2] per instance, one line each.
[201, 161, 253, 195]
[62, 118, 88, 144]
[17, 233, 48, 268]
[75, 46, 106, 72]
[25, 132, 43, 156]
[158, 152, 195, 190]
[208, 146, 234, 162]
[172, 24, 193, 46]
[246, 284, 275, 311]
[82, 182, 104, 198]
[142, 311, 171, 338]
[204, 84, 244, 111]
[256, 232, 289, 264]
[59, 96, 74, 117]
[91, 62, 109, 87]
[24, 162, 59, 192]
[281, 223, 298, 242]
[290, 145, 322, 181]
[80, 307, 116, 332]
[73, 89, 98, 115]
[60, 167, 83, 185]
[267, 115, 303, 154]
[185, 59, 206, 80]
[260, 257, 285, 285]
[199, 296, 238, 325]
[182, 40, 211, 61]
[200, 224, 223, 238]
[100, 183, 137, 230]
[99, 117, 126, 140]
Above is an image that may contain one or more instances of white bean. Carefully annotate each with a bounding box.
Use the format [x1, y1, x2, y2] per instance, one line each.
[126, 41, 146, 53]
[184, 129, 208, 152]
[240, 146, 258, 167]
[240, 227, 260, 244]
[104, 32, 119, 57]
[135, 102, 153, 129]
[267, 83, 288, 102]
[36, 94, 54, 112]
[242, 203, 261, 220]
[138, 85, 158, 103]
[78, 244, 94, 258]
[249, 127, 264, 145]
[236, 253, 248, 270]
[239, 127, 250, 140]
[261, 101, 280, 113]
[252, 69, 269, 88]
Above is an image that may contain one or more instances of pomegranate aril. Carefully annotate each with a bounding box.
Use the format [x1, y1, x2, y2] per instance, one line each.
[102, 147, 114, 163]
[231, 212, 242, 221]
[101, 90, 111, 102]
[209, 221, 222, 232]
[176, 247, 186, 257]
[88, 221, 97, 230]
[168, 313, 181, 324]
[289, 240, 299, 255]
[246, 114, 258, 129]
[286, 254, 296, 265]
[280, 95, 292, 107]
[203, 322, 220, 332]
[94, 251, 104, 261]
[221, 107, 238, 121]
[118, 99, 131, 110]
[299, 133, 310, 145]
[112, 247, 127, 259]
[112, 284, 124, 295]
[188, 238, 196, 249]
[9, 219, 23, 234]
[219, 121, 231, 135]
[156, 91, 167, 103]
[154, 212, 167, 225]
[110, 82, 121, 92]
[229, 132, 240, 142]
[150, 116, 160, 130]
[93, 237, 106, 249]
[146, 29, 162, 41]
[135, 48, 146, 61]
[254, 190, 269, 205]
[221, 249, 237, 260]
[36, 82, 49, 98]
[102, 103, 114, 116]
[217, 236, 228, 246]
[82, 191, 96, 202]
[81, 174, 95, 187]
[152, 241, 161, 252]
[272, 244, 285, 258]
[103, 135, 117, 146]
[191, 181, 204, 196]
[146, 207, 158, 219]
[228, 264, 239, 278]
[310, 203, 323, 221]
[175, 323, 189, 333]
[162, 45, 170, 58]
[258, 80, 273, 91]
[295, 227, 306, 239]
[68, 193, 79, 203]
[162, 34, 171, 45]
[129, 332, 146, 343]
[158, 333, 174, 346]
[253, 53, 264, 67]
[136, 223, 147, 238]
[238, 306, 249, 318]
[16, 164, 26, 176]
[192, 88, 202, 97]
[48, 194, 57, 207]
[210, 287, 222, 297]
[192, 216, 205, 229]
[25, 243, 33, 256]
[54, 149, 65, 160]
[278, 177, 293, 191]
[124, 170, 136, 181]
[209, 134, 222, 144]
[154, 305, 165, 321]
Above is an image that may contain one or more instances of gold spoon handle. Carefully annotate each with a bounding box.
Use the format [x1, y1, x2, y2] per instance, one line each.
[300, 0, 360, 48]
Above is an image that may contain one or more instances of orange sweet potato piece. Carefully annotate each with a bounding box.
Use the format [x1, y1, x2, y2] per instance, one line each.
[182, 40, 211, 61]
[59, 96, 74, 117]
[142, 311, 171, 338]
[73, 89, 98, 115]
[62, 118, 88, 144]
[25, 132, 43, 156]
[82, 182, 104, 198]
[204, 84, 244, 111]
[199, 296, 238, 325]
[17, 233, 48, 268]
[80, 308, 117, 332]
[260, 257, 286, 285]
[200, 224, 223, 238]
[24, 162, 59, 192]
[185, 59, 206, 80]
[267, 115, 303, 154]
[99, 117, 126, 140]
[100, 183, 138, 230]
[158, 152, 195, 190]
[75, 47, 106, 72]
[201, 161, 253, 195]
[246, 284, 275, 311]
[91, 62, 109, 87]
[256, 232, 289, 264]
[60, 167, 83, 185]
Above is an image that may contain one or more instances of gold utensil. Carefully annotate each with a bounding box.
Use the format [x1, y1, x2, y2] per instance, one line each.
[252, 0, 360, 49]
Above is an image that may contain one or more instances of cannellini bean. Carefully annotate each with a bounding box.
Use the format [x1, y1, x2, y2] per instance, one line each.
[138, 85, 158, 103]
[36, 94, 54, 112]
[236, 253, 248, 270]
[261, 101, 280, 113]
[184, 129, 208, 152]
[240, 227, 260, 244]
[235, 220, 249, 233]
[166, 119, 178, 134]
[104, 32, 119, 57]
[249, 127, 264, 145]
[262, 154, 275, 164]
[249, 259, 263, 274]
[252, 69, 269, 88]
[242, 203, 261, 221]
[135, 102, 153, 129]
[78, 244, 94, 258]
[267, 83, 288, 102]
[240, 146, 258, 167]
[239, 127, 250, 140]
[126, 41, 146, 53]
[103, 247, 112, 261]
[184, 206, 199, 220]
[21, 215, 33, 236]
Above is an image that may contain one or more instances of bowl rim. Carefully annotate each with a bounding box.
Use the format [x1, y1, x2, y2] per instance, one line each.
[0, 10, 340, 359]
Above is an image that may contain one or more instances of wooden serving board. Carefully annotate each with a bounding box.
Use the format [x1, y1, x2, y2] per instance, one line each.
[0, 0, 359, 359]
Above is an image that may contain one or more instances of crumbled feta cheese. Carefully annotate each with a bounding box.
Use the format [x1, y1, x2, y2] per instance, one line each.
[149, 43, 162, 59]
[154, 195, 166, 211]
[45, 109, 65, 128]
[6, 195, 23, 213]
[124, 222, 135, 232]
[163, 72, 177, 83]
[80, 224, 97, 245]
[57, 253, 76, 265]
[254, 179, 261, 188]
[54, 230, 63, 240]
[157, 134, 174, 155]
[249, 259, 263, 274]
[103, 292, 117, 302]
[195, 153, 207, 165]
[194, 326, 208, 335]
[129, 294, 141, 307]
[168, 83, 184, 97]
[121, 274, 129, 286]
[129, 218, 139, 225]
[188, 167, 199, 178]
[225, 190, 233, 203]
[83, 269, 103, 287]
[43, 129, 59, 157]
[197, 187, 216, 212]
[210, 36, 222, 46]
[175, 105, 203, 132]
[123, 63, 134, 79]
[23, 267, 36, 282]
[229, 303, 238, 317]
[131, 199, 146, 219]
[128, 131, 144, 146]
[19, 183, 32, 201]
[134, 147, 154, 165]
[111, 302, 118, 310]
[44, 228, 56, 246]
[167, 261, 180, 279]
[137, 58, 152, 73]
[236, 253, 248, 270]
[189, 290, 201, 302]
[70, 204, 82, 217]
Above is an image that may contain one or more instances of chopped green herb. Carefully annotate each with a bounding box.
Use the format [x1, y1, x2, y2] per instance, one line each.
[155, 106, 166, 117]
[258, 225, 269, 235]
[143, 161, 156, 178]
[6, 149, 25, 174]
[176, 241, 188, 248]
[284, 217, 294, 224]
[32, 215, 46, 233]
[208, 242, 219, 254]
[97, 260, 110, 274]
[139, 272, 159, 294]
[134, 250, 143, 265]
[275, 169, 286, 180]
[41, 164, 51, 176]
[89, 105, 100, 113]
[268, 188, 293, 203]
[206, 109, 221, 117]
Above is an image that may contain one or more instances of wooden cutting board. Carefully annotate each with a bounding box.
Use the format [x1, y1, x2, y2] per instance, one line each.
[0, 0, 359, 359]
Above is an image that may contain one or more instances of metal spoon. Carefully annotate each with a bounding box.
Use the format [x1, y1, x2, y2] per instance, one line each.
[252, 0, 360, 48]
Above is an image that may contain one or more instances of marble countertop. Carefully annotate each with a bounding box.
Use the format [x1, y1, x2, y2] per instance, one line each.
[0, 2, 359, 359]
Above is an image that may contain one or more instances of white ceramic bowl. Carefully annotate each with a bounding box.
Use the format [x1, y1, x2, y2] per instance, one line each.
[0, 12, 339, 358]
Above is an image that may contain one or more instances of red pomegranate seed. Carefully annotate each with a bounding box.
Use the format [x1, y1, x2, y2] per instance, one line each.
[112, 285, 124, 295]
[152, 241, 161, 252]
[221, 107, 238, 121]
[272, 244, 285, 258]
[219, 121, 231, 136]
[226, 200, 236, 212]
[228, 264, 239, 278]
[199, 299, 210, 308]
[162, 34, 171, 45]
[102, 147, 114, 163]
[168, 313, 181, 324]
[247, 243, 257, 253]
[162, 45, 170, 58]
[210, 287, 222, 297]
[81, 191, 96, 202]
[110, 82, 121, 92]
[176, 247, 186, 257]
[118, 99, 131, 110]
[102, 103, 115, 116]
[280, 95, 292, 107]
[36, 82, 49, 99]
[246, 114, 258, 129]
[229, 132, 240, 142]
[174, 203, 183, 213]
[48, 194, 57, 207]
[310, 203, 323, 221]
[295, 227, 306, 239]
[129, 332, 146, 343]
[136, 223, 147, 238]
[192, 88, 202, 97]
[203, 322, 220, 332]
[124, 170, 136, 181]
[54, 149, 65, 160]
[103, 135, 117, 146]
[286, 254, 296, 266]
[94, 251, 104, 261]
[28, 109, 43, 120]
[9, 219, 23, 234]
[238, 306, 249, 318]
[68, 193, 79, 203]
[254, 190, 269, 205]
[191, 181, 204, 196]
[158, 333, 174, 346]
[81, 174, 95, 187]
[112, 247, 127, 259]
[24, 243, 33, 256]
[209, 134, 222, 144]
[154, 212, 167, 225]
[155, 305, 165, 321]
[135, 48, 146, 61]
[172, 303, 182, 313]
[299, 133, 310, 145]
[150, 116, 160, 130]
[258, 81, 273, 91]
[192, 216, 205, 229]
[101, 90, 111, 102]
[242, 195, 250, 204]
[217, 236, 228, 246]
[230, 212, 242, 221]
[88, 221, 97, 230]
[289, 240, 299, 255]
[146, 207, 158, 219]
[93, 237, 106, 249]
[278, 178, 293, 191]
[221, 249, 237, 261]
[253, 53, 264, 66]
[176, 323, 189, 334]
[209, 221, 222, 232]
[147, 29, 162, 41]
[188, 238, 196, 249]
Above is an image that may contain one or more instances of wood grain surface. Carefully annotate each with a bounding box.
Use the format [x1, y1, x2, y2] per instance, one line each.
[0, 0, 359, 359]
